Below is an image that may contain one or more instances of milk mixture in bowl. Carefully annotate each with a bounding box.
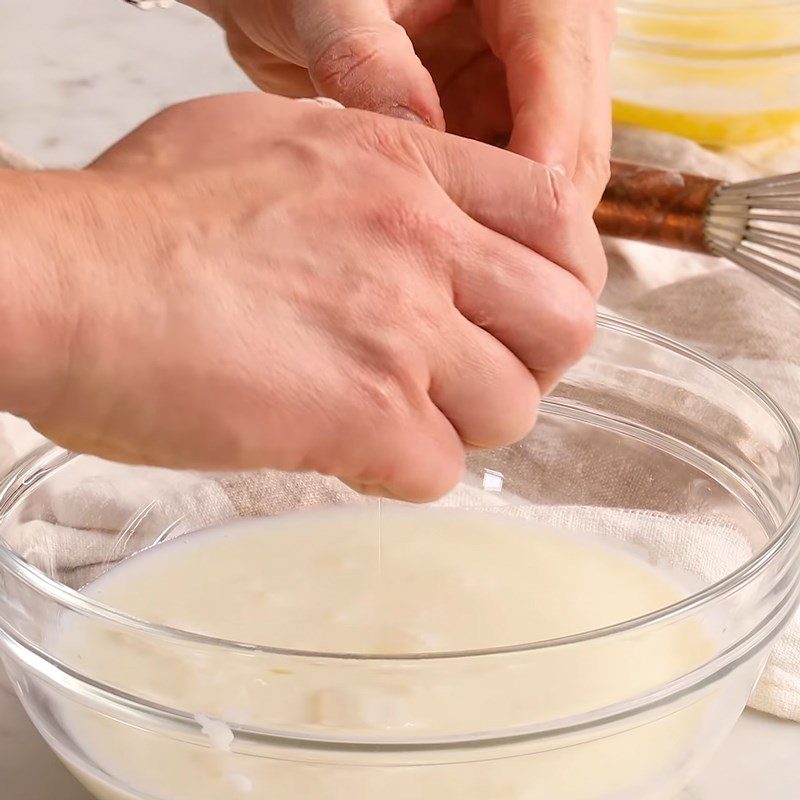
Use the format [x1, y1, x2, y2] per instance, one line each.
[4, 318, 798, 800]
[53, 506, 716, 800]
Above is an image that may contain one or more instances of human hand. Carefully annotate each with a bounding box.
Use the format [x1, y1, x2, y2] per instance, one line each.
[186, 0, 615, 208]
[5, 93, 605, 500]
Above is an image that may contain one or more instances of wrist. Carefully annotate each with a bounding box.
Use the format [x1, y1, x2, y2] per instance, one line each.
[0, 169, 109, 419]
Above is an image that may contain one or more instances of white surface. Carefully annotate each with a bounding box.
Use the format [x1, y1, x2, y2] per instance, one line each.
[1, 1, 799, 796]
[0, 0, 251, 167]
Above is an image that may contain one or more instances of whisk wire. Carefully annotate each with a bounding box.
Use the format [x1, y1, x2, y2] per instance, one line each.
[722, 249, 800, 303]
[736, 233, 800, 261]
[595, 162, 800, 304]
[705, 172, 800, 302]
[721, 171, 800, 191]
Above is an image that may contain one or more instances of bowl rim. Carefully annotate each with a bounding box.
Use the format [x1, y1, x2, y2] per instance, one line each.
[1, 313, 800, 664]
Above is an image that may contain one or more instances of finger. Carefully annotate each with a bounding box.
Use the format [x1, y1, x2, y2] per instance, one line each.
[476, 0, 582, 173]
[476, 0, 615, 193]
[406, 126, 607, 297]
[453, 222, 597, 377]
[572, 6, 615, 209]
[272, 334, 467, 503]
[299, 0, 445, 128]
[341, 400, 466, 502]
[226, 19, 317, 96]
[428, 313, 541, 448]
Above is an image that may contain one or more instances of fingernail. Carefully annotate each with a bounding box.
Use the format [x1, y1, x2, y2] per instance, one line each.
[296, 96, 345, 110]
[380, 105, 431, 127]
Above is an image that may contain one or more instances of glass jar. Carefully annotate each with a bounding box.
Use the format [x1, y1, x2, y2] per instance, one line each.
[612, 0, 800, 146]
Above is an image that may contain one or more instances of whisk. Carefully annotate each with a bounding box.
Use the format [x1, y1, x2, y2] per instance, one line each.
[595, 162, 800, 302]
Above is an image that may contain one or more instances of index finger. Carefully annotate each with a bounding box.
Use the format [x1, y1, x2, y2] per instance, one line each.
[476, 0, 615, 194]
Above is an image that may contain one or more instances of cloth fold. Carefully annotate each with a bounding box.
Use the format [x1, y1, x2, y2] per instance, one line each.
[2, 124, 800, 721]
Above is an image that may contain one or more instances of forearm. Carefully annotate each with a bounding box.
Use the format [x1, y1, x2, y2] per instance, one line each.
[0, 169, 94, 418]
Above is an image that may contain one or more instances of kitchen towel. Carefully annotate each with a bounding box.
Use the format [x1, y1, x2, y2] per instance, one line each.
[1, 121, 800, 720]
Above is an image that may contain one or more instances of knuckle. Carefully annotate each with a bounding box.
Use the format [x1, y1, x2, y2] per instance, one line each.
[346, 111, 426, 170]
[353, 374, 406, 424]
[366, 196, 452, 252]
[358, 340, 429, 416]
[504, 35, 547, 75]
[489, 379, 541, 447]
[504, 19, 585, 74]
[556, 286, 597, 365]
[542, 166, 581, 228]
[370, 199, 426, 242]
[269, 134, 328, 178]
[581, 222, 610, 296]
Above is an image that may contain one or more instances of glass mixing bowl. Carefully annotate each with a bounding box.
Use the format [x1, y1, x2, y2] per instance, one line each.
[1, 315, 799, 800]
[613, 0, 800, 145]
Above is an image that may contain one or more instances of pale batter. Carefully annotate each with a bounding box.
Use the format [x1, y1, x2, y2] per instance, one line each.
[54, 506, 717, 800]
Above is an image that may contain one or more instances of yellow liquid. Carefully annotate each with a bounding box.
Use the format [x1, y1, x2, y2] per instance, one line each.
[613, 3, 800, 145]
[628, 5, 790, 49]
[613, 100, 800, 146]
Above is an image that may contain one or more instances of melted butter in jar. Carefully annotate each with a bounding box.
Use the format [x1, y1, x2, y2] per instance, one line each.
[613, 1, 800, 145]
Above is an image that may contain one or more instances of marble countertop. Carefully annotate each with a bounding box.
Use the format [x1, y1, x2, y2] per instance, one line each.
[0, 0, 251, 168]
[3, 664, 800, 799]
[1, 1, 800, 797]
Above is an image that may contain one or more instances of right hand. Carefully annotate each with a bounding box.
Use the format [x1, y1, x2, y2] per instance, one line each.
[185, 0, 615, 208]
[17, 93, 605, 501]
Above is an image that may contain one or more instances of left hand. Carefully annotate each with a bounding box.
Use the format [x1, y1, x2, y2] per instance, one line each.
[185, 0, 616, 209]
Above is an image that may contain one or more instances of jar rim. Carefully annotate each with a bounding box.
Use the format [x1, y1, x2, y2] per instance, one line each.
[616, 0, 800, 57]
[619, 0, 800, 12]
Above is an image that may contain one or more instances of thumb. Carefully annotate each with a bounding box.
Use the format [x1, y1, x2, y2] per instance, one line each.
[299, 0, 445, 129]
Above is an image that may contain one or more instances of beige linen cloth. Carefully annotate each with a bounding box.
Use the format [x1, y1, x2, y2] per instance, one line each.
[2, 123, 800, 721]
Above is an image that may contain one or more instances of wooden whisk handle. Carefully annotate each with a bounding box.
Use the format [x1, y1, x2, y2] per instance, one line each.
[594, 161, 723, 254]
